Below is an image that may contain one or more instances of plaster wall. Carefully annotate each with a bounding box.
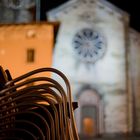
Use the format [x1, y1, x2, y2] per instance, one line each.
[0, 24, 54, 78]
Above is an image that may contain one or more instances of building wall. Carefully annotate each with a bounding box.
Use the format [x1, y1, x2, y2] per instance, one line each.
[129, 29, 140, 133]
[0, 23, 54, 78]
[48, 0, 130, 135]
[0, 0, 35, 23]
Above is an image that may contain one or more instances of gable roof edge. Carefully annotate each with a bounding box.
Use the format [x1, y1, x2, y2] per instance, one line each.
[47, 0, 78, 18]
[47, 0, 129, 22]
[129, 28, 140, 36]
[99, 0, 129, 17]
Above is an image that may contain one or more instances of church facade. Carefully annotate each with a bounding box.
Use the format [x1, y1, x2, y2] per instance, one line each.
[47, 0, 140, 138]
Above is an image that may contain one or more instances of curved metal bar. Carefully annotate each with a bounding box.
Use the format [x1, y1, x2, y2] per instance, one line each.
[0, 94, 60, 140]
[0, 111, 50, 140]
[0, 78, 69, 139]
[0, 120, 45, 140]
[0, 128, 37, 140]
[0, 84, 69, 139]
[0, 137, 21, 140]
[6, 67, 79, 140]
[0, 102, 55, 140]
[0, 67, 79, 140]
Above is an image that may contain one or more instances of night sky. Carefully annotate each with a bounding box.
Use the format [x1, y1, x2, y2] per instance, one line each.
[40, 0, 140, 32]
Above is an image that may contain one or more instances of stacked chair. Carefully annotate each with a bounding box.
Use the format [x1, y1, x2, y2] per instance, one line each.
[0, 66, 79, 140]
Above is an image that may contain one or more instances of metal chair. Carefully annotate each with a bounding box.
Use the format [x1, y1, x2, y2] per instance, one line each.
[0, 66, 79, 140]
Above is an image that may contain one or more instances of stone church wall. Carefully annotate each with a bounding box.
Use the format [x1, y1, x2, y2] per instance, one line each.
[47, 0, 140, 137]
[129, 29, 140, 133]
[47, 0, 130, 136]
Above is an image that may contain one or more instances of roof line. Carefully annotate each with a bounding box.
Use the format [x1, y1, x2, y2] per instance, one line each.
[47, 0, 129, 19]
[99, 0, 129, 17]
[129, 28, 140, 36]
[0, 21, 60, 27]
[47, 0, 78, 18]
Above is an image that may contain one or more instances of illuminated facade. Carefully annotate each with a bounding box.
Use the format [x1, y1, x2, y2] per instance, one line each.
[0, 23, 55, 78]
[47, 0, 140, 138]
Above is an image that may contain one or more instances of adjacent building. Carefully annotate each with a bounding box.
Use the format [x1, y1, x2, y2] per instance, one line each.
[0, 0, 36, 23]
[0, 22, 56, 78]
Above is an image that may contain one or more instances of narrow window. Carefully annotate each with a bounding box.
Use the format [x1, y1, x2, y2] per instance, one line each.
[27, 49, 35, 63]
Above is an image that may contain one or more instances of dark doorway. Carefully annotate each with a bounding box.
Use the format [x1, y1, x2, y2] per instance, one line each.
[76, 86, 104, 138]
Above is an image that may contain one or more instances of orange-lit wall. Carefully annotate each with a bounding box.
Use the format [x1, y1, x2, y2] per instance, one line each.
[0, 23, 54, 78]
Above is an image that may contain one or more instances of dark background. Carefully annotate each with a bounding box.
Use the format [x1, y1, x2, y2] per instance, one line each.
[40, 0, 140, 32]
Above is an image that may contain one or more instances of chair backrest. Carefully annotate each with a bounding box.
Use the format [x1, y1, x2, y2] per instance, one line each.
[0, 66, 79, 140]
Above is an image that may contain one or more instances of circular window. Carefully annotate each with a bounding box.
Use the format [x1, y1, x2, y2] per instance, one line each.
[73, 28, 106, 63]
